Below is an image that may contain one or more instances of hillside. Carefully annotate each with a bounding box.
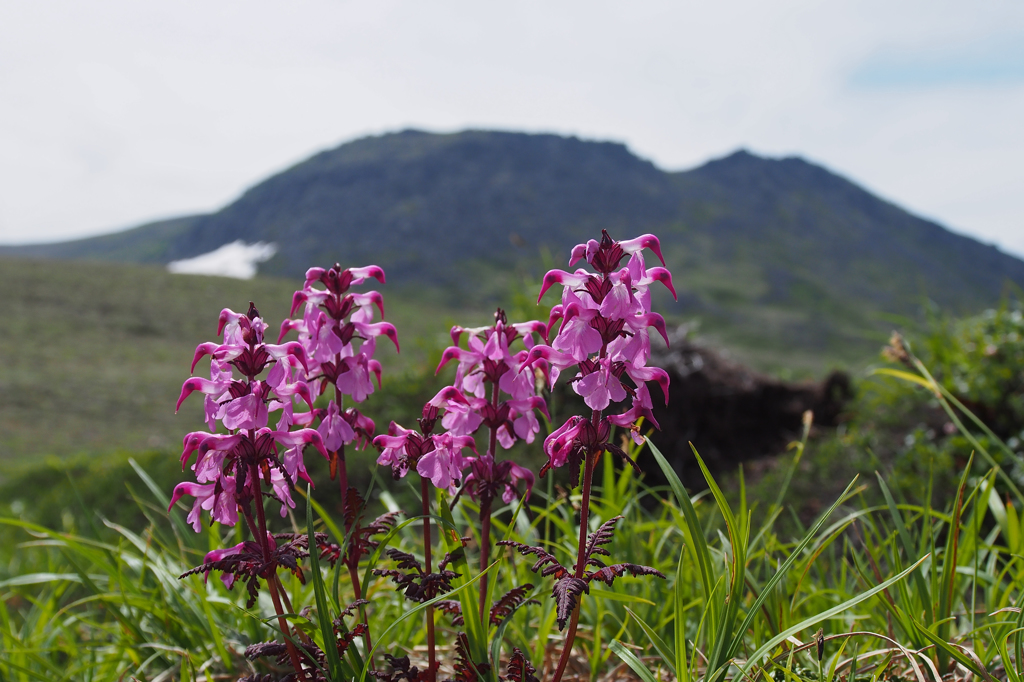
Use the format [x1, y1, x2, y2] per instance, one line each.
[0, 258, 467, 461]
[5, 130, 1023, 370]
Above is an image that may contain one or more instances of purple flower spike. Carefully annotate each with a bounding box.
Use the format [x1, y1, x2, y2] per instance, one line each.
[533, 231, 675, 479]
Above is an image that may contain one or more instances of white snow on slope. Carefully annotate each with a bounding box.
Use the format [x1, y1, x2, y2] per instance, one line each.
[167, 240, 277, 279]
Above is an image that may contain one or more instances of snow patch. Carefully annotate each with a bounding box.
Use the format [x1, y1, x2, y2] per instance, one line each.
[167, 240, 277, 279]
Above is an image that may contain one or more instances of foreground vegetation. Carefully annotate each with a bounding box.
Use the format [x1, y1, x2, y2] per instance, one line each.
[1, 241, 1022, 680]
[1, 405, 1021, 680]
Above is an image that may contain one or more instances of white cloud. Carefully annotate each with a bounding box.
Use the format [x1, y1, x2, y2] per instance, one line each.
[1, 1, 1022, 257]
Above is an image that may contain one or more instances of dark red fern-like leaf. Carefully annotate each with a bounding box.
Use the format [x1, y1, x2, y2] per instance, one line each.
[489, 584, 537, 625]
[496, 541, 569, 579]
[373, 549, 460, 603]
[587, 562, 666, 586]
[436, 599, 463, 625]
[502, 648, 539, 682]
[551, 575, 589, 630]
[383, 548, 423, 572]
[370, 654, 435, 682]
[446, 632, 492, 682]
[582, 516, 621, 568]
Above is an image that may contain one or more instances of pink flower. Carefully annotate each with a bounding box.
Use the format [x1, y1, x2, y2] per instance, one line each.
[175, 377, 231, 413]
[334, 351, 381, 403]
[573, 359, 628, 411]
[281, 444, 312, 486]
[202, 542, 248, 588]
[374, 422, 434, 479]
[461, 454, 535, 504]
[608, 383, 661, 444]
[504, 397, 548, 447]
[169, 476, 238, 531]
[220, 385, 270, 431]
[268, 467, 296, 517]
[317, 400, 356, 451]
[543, 417, 589, 470]
[552, 310, 602, 361]
[416, 433, 476, 493]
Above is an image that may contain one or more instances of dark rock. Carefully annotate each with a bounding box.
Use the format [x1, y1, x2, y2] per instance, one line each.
[642, 327, 853, 485]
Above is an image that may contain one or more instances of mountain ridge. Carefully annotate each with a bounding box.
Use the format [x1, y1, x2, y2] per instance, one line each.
[4, 129, 1022, 368]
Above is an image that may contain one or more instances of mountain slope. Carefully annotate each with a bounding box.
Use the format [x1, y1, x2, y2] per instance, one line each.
[5, 129, 1022, 369]
[8, 215, 202, 263]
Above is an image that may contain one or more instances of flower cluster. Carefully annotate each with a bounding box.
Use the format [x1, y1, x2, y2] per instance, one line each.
[376, 402, 486, 495]
[374, 309, 548, 500]
[278, 264, 399, 485]
[166, 236, 675, 682]
[171, 264, 397, 681]
[171, 303, 328, 529]
[524, 230, 675, 478]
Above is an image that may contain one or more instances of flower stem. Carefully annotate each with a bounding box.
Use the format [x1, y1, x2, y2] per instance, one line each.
[550, 430, 598, 682]
[276, 577, 312, 645]
[478, 494, 493, 622]
[348, 561, 375, 669]
[249, 458, 308, 681]
[420, 476, 437, 682]
[335, 383, 349, 514]
[479, 381, 500, 620]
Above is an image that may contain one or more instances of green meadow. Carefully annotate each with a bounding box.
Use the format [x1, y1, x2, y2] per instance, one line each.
[0, 254, 1022, 681]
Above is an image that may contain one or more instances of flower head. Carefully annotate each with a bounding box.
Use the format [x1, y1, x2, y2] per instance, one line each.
[531, 231, 675, 479]
[460, 454, 535, 505]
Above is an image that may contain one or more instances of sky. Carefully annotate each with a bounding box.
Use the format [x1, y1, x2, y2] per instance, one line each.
[2, 1, 1023, 257]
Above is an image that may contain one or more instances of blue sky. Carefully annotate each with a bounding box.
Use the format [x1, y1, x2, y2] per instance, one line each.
[1, 1, 1022, 257]
[851, 38, 1024, 88]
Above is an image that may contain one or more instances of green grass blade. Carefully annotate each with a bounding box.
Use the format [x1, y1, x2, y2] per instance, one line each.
[609, 640, 659, 682]
[910, 618, 996, 682]
[935, 451, 973, 674]
[1014, 605, 1024, 682]
[645, 439, 715, 614]
[486, 493, 529, 679]
[624, 607, 675, 676]
[995, 626, 1024, 682]
[875, 472, 934, 623]
[436, 490, 488, 665]
[741, 554, 929, 675]
[589, 588, 655, 606]
[689, 443, 746, 675]
[307, 485, 342, 680]
[727, 476, 860, 663]
[673, 544, 690, 682]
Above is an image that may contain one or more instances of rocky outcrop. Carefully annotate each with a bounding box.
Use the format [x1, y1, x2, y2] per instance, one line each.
[642, 328, 853, 484]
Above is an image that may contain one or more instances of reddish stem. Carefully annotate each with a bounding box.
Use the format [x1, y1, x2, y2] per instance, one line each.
[478, 381, 500, 618]
[550, 408, 601, 682]
[335, 381, 349, 514]
[421, 476, 437, 682]
[276, 577, 312, 645]
[348, 561, 375, 669]
[478, 495, 493, 622]
[249, 457, 308, 681]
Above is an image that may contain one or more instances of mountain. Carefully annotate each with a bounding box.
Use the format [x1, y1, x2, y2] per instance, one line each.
[5, 129, 1023, 370]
